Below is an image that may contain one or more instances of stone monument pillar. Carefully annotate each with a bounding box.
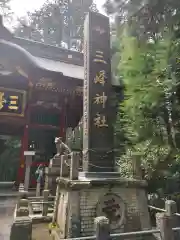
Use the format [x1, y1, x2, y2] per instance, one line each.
[24, 151, 35, 191]
[54, 12, 152, 239]
[82, 11, 114, 175]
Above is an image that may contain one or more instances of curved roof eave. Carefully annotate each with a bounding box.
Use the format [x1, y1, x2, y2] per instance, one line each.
[0, 54, 121, 85]
[0, 15, 121, 86]
[33, 56, 84, 80]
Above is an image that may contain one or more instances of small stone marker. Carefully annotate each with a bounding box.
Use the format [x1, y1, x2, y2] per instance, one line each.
[156, 213, 174, 240]
[16, 199, 29, 217]
[24, 151, 35, 191]
[94, 216, 110, 240]
[10, 198, 32, 240]
[42, 189, 49, 216]
[10, 216, 32, 240]
[165, 200, 177, 216]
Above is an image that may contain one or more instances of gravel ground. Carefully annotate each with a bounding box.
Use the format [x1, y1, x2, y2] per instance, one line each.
[0, 198, 16, 240]
[32, 223, 51, 240]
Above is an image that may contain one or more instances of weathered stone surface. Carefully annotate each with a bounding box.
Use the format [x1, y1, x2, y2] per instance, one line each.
[48, 166, 61, 175]
[57, 177, 147, 190]
[82, 11, 114, 172]
[16, 207, 29, 217]
[79, 187, 128, 236]
[32, 223, 51, 240]
[0, 198, 16, 240]
[66, 191, 81, 238]
[165, 200, 177, 216]
[57, 191, 69, 239]
[135, 188, 151, 231]
[10, 216, 32, 240]
[16, 199, 30, 217]
[51, 156, 61, 165]
[156, 213, 175, 240]
[60, 155, 69, 177]
[45, 163, 61, 195]
[18, 198, 29, 208]
[55, 182, 151, 238]
[18, 190, 28, 202]
[52, 184, 60, 223]
[94, 216, 110, 240]
[42, 190, 49, 216]
[70, 152, 80, 180]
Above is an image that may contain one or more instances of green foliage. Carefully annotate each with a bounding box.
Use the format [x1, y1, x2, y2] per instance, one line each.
[113, 21, 180, 192]
[0, 0, 12, 19]
[103, 0, 145, 17]
[0, 137, 20, 181]
[0, 0, 10, 14]
[104, 0, 180, 194]
[104, 0, 180, 41]
[15, 0, 98, 50]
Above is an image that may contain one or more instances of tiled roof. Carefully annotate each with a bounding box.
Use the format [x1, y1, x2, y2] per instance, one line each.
[12, 37, 84, 67]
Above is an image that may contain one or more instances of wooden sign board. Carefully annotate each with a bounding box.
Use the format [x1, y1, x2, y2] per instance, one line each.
[0, 87, 26, 117]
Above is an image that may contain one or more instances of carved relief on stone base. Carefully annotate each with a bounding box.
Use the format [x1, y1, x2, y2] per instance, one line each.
[96, 193, 126, 231]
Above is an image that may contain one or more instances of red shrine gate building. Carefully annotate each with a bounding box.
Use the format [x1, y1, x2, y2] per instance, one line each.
[0, 16, 120, 184]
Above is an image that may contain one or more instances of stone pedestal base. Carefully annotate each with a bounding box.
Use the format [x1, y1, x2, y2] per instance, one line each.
[54, 174, 151, 239]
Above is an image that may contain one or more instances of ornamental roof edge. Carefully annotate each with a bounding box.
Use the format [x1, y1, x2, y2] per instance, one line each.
[12, 36, 84, 67]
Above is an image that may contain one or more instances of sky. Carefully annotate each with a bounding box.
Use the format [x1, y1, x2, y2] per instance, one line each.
[10, 0, 106, 17]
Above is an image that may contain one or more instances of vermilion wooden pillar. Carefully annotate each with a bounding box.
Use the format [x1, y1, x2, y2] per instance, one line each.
[18, 81, 32, 184]
[18, 124, 29, 183]
[60, 105, 66, 141]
